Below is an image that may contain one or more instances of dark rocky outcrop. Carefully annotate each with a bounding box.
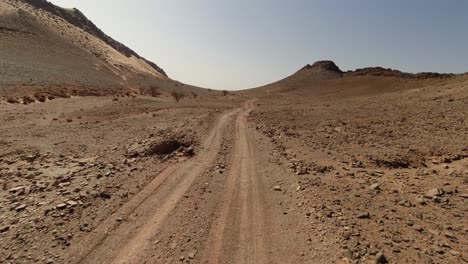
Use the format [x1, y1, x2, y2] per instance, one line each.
[302, 61, 343, 74]
[346, 67, 453, 79]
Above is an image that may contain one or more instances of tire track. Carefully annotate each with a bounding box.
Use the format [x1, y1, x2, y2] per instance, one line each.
[204, 100, 268, 264]
[64, 108, 240, 264]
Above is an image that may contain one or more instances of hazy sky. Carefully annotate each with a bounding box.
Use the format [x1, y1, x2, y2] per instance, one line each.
[49, 0, 468, 90]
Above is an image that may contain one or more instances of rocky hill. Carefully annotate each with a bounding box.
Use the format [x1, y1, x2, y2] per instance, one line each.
[0, 0, 169, 97]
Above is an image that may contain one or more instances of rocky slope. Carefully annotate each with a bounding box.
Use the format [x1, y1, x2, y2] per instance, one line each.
[251, 60, 457, 95]
[0, 0, 168, 97]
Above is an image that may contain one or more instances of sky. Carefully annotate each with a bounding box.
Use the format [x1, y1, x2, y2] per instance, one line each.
[48, 0, 468, 90]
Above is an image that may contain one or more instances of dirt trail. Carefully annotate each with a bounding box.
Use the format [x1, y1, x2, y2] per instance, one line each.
[204, 100, 269, 264]
[64, 100, 292, 264]
[64, 107, 240, 264]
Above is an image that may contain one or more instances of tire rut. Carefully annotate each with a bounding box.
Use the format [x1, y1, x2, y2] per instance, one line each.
[204, 100, 269, 264]
[64, 108, 240, 264]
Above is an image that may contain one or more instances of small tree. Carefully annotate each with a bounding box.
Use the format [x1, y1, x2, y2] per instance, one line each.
[222, 90, 228, 96]
[171, 91, 185, 102]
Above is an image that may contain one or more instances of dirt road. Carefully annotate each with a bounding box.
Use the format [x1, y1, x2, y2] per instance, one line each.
[63, 100, 282, 263]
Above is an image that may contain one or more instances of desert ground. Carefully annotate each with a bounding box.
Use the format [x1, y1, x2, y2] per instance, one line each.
[1, 67, 467, 264]
[1, 1, 468, 264]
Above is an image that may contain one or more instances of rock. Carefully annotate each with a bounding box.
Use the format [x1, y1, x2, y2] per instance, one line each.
[449, 250, 460, 256]
[357, 212, 370, 219]
[424, 188, 443, 198]
[422, 255, 433, 264]
[99, 192, 111, 199]
[56, 203, 67, 209]
[370, 183, 381, 191]
[273, 186, 282, 191]
[66, 200, 78, 207]
[8, 186, 25, 195]
[427, 229, 440, 236]
[188, 250, 197, 259]
[460, 193, 468, 199]
[0, 226, 10, 233]
[15, 204, 27, 211]
[444, 231, 456, 239]
[416, 197, 427, 205]
[375, 252, 388, 263]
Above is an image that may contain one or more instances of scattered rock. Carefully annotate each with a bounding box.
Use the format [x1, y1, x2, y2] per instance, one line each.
[99, 192, 111, 199]
[8, 186, 25, 195]
[56, 203, 67, 209]
[66, 200, 78, 207]
[424, 188, 443, 198]
[15, 204, 27, 211]
[370, 183, 381, 191]
[375, 252, 388, 263]
[273, 186, 282, 191]
[0, 226, 10, 233]
[357, 212, 370, 219]
[188, 250, 197, 259]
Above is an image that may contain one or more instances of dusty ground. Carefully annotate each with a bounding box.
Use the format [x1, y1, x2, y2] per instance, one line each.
[249, 75, 468, 264]
[1, 72, 466, 264]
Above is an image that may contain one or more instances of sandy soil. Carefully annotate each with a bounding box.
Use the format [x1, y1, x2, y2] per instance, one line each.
[2, 72, 466, 264]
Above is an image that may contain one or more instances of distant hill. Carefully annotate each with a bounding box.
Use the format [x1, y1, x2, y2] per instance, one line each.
[249, 60, 458, 97]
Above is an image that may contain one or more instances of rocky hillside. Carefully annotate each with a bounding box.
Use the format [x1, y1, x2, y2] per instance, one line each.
[0, 0, 168, 97]
[251, 60, 458, 95]
[22, 0, 167, 77]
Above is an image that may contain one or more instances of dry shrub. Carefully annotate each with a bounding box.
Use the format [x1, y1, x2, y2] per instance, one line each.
[23, 95, 35, 104]
[34, 92, 47, 102]
[6, 97, 19, 104]
[222, 90, 229, 96]
[191, 91, 198, 98]
[170, 91, 185, 102]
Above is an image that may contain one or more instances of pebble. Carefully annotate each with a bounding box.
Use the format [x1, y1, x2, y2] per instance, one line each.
[66, 200, 78, 207]
[188, 250, 197, 259]
[375, 252, 388, 263]
[357, 212, 370, 219]
[424, 188, 443, 198]
[0, 226, 10, 233]
[8, 186, 25, 194]
[15, 204, 27, 211]
[273, 186, 282, 191]
[56, 203, 67, 209]
[369, 183, 381, 191]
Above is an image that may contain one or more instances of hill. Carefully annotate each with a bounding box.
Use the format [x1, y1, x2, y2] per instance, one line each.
[0, 0, 174, 98]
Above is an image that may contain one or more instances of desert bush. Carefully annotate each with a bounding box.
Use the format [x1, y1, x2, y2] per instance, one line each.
[222, 90, 229, 96]
[170, 91, 185, 102]
[34, 92, 47, 102]
[23, 95, 35, 104]
[6, 97, 19, 104]
[191, 91, 198, 98]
